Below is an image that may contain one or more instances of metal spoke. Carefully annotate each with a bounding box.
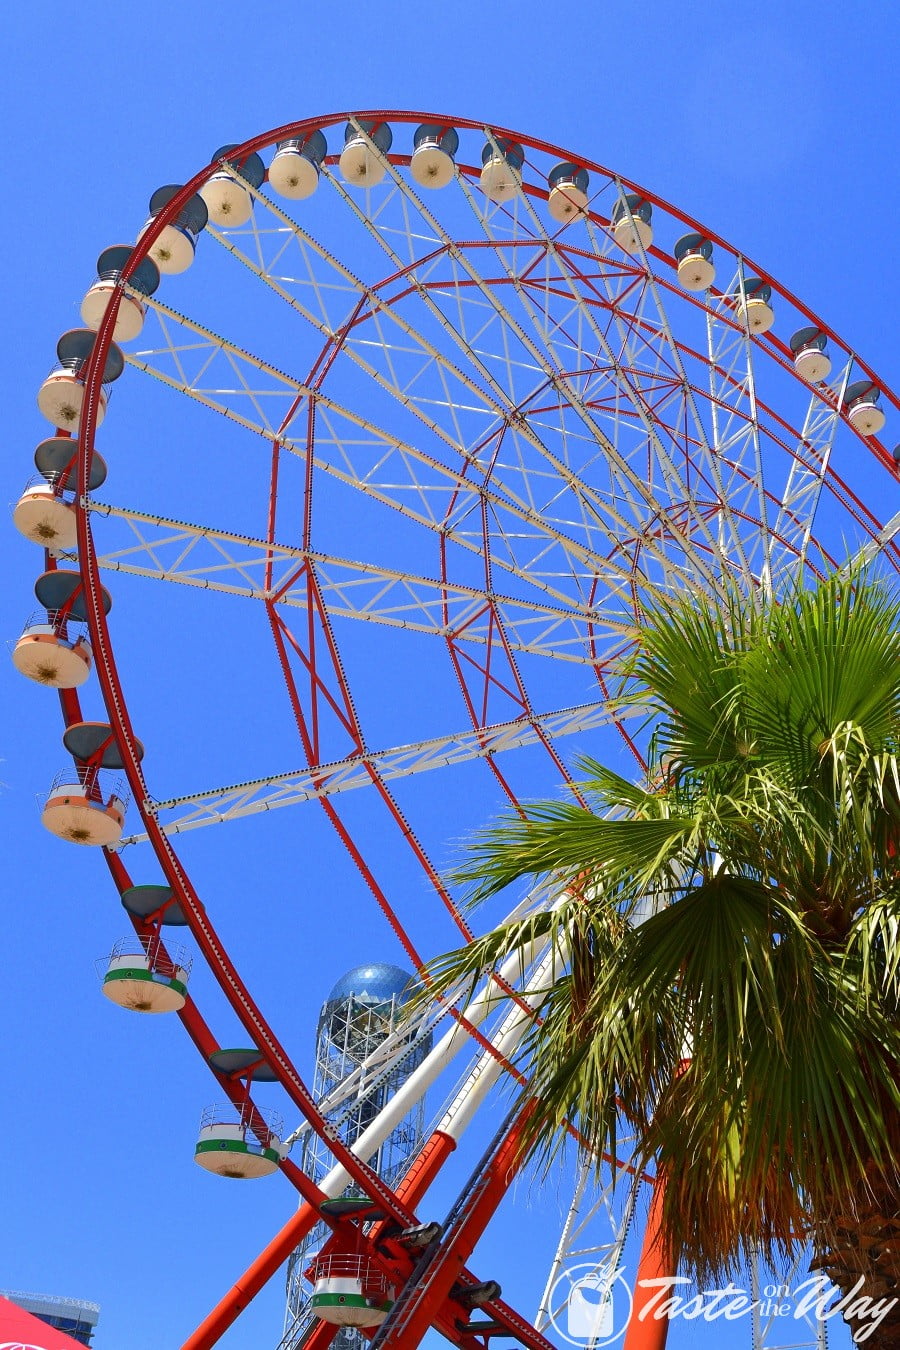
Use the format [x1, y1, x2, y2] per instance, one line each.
[89, 501, 632, 659]
[119, 697, 628, 846]
[128, 296, 703, 609]
[770, 360, 852, 578]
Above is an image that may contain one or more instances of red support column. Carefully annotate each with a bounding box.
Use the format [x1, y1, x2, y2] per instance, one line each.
[375, 1115, 529, 1350]
[296, 1316, 341, 1350]
[394, 1130, 456, 1208]
[181, 1201, 319, 1350]
[623, 1175, 671, 1350]
[180, 1131, 459, 1350]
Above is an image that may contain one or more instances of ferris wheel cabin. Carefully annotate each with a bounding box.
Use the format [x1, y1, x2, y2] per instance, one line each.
[547, 163, 590, 222]
[80, 246, 160, 343]
[339, 121, 393, 187]
[310, 1254, 393, 1328]
[41, 721, 142, 847]
[138, 186, 208, 274]
[199, 145, 266, 227]
[844, 380, 886, 436]
[14, 565, 110, 689]
[733, 277, 775, 334]
[100, 935, 191, 1013]
[36, 330, 124, 433]
[674, 232, 715, 291]
[194, 1110, 284, 1179]
[479, 138, 524, 201]
[13, 619, 92, 688]
[611, 193, 653, 253]
[13, 480, 76, 550]
[790, 326, 832, 384]
[268, 131, 327, 199]
[40, 772, 127, 847]
[410, 125, 460, 189]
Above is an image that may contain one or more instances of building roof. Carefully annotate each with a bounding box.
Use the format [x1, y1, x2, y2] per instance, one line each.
[0, 1294, 97, 1349]
[325, 962, 415, 1006]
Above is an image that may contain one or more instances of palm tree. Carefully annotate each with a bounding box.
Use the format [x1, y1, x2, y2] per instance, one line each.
[424, 571, 900, 1347]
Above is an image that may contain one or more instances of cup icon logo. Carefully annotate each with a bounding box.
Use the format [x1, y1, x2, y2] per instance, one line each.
[548, 1263, 632, 1346]
[568, 1271, 615, 1340]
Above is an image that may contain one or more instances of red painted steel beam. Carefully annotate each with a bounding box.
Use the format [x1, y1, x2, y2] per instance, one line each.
[58, 649, 309, 1188]
[266, 585, 543, 1041]
[622, 1175, 671, 1350]
[181, 1198, 320, 1350]
[373, 1114, 530, 1350]
[437, 431, 581, 811]
[307, 1128, 558, 1350]
[624, 1065, 686, 1350]
[295, 1318, 341, 1350]
[180, 1131, 459, 1350]
[182, 1116, 556, 1350]
[73, 265, 418, 1238]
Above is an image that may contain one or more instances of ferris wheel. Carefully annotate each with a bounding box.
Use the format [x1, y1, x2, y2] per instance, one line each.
[15, 110, 899, 1350]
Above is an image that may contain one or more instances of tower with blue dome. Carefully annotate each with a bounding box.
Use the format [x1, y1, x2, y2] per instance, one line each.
[281, 963, 431, 1349]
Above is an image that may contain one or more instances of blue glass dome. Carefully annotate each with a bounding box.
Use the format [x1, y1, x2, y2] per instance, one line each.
[325, 962, 415, 1008]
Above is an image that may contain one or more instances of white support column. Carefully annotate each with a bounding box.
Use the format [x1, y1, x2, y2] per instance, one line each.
[314, 924, 559, 1198]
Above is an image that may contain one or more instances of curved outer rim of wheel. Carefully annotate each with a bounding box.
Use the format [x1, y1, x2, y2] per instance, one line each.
[53, 108, 897, 1345]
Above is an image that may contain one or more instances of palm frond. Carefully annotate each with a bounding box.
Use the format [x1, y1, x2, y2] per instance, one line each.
[424, 567, 900, 1287]
[744, 570, 900, 789]
[451, 807, 698, 907]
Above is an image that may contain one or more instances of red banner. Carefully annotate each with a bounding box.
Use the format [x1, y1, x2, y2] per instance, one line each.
[0, 1296, 91, 1350]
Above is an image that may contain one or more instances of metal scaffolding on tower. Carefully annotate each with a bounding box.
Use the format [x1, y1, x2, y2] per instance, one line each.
[281, 964, 432, 1350]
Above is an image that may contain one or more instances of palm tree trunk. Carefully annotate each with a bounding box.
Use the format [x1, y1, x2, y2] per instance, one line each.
[814, 1178, 900, 1346]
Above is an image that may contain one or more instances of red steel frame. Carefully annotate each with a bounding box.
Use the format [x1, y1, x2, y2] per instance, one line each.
[44, 109, 900, 1350]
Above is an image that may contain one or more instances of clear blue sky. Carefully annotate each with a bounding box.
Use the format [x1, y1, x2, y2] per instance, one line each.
[4, 3, 900, 1349]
